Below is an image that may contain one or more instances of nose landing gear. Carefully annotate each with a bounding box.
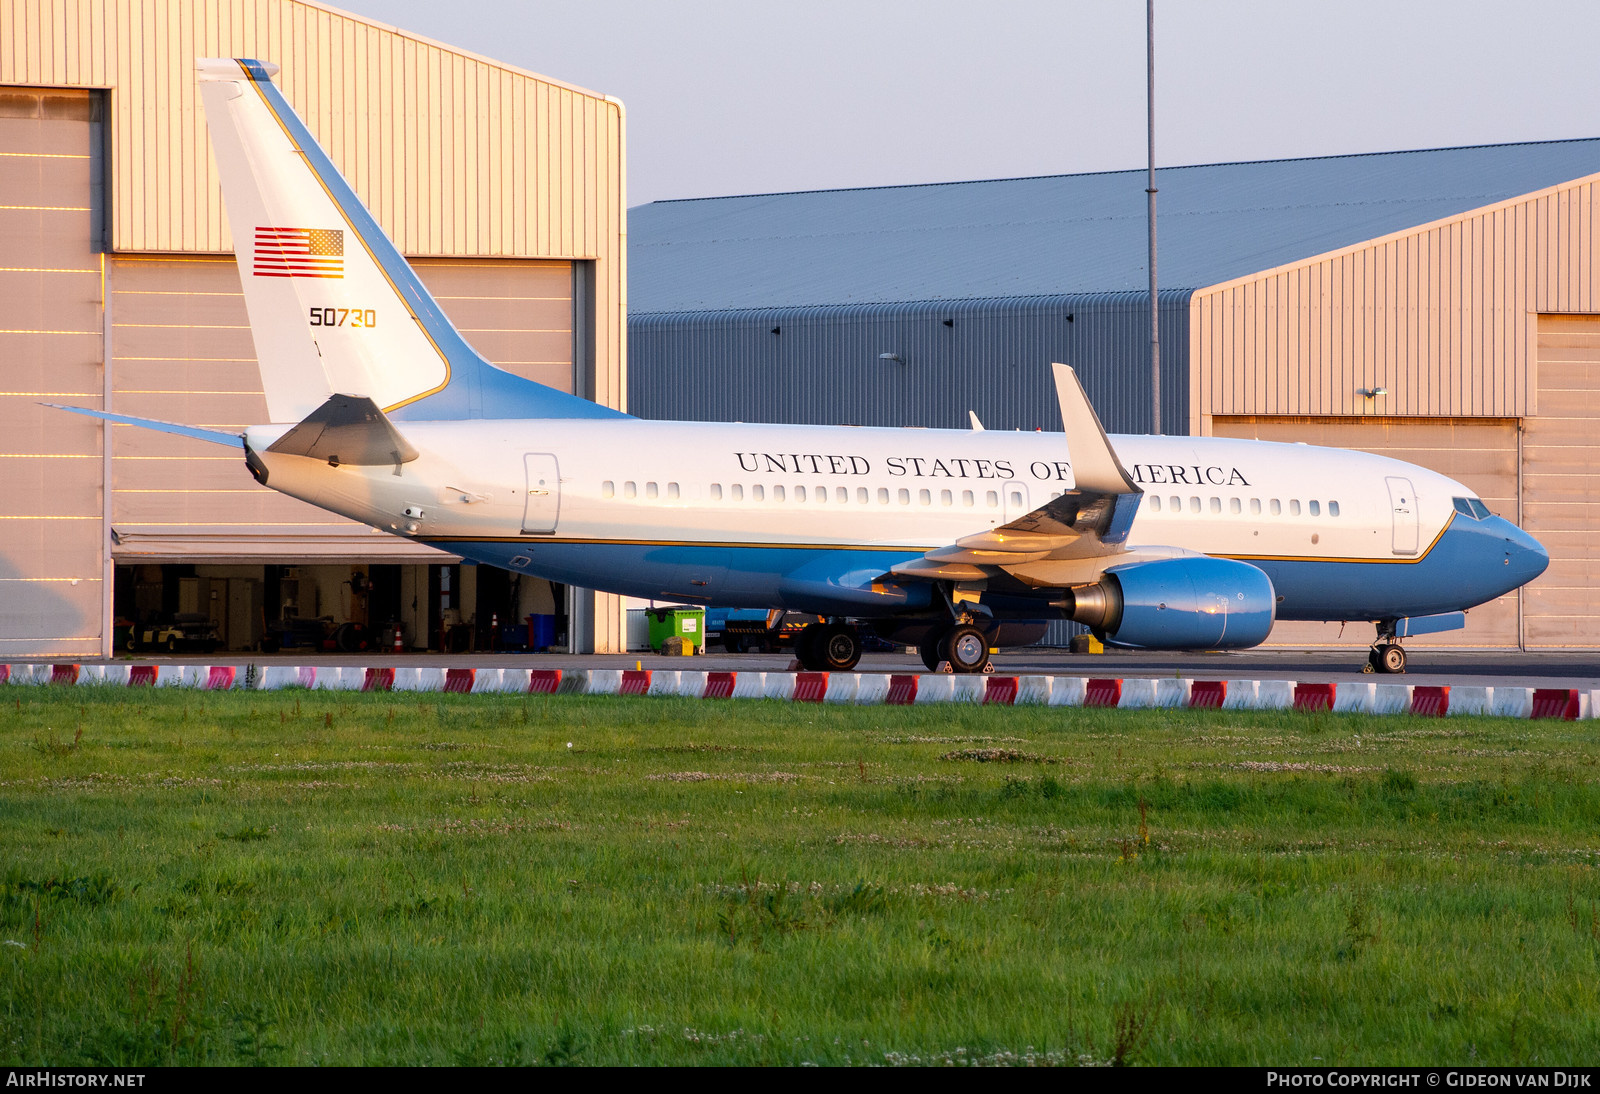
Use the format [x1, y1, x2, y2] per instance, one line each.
[1363, 622, 1407, 674]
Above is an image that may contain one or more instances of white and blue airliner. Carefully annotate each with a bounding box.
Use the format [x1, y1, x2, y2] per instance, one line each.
[53, 59, 1550, 675]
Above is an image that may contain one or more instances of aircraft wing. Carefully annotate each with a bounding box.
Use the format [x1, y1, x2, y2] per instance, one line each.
[890, 363, 1143, 582]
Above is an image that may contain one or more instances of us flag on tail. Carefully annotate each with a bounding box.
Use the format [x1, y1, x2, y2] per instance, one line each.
[253, 226, 344, 278]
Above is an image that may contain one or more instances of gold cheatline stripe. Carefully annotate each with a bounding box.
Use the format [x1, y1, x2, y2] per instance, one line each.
[0, 151, 90, 159]
[1221, 515, 1454, 566]
[0, 204, 90, 212]
[425, 517, 1458, 566]
[0, 266, 97, 274]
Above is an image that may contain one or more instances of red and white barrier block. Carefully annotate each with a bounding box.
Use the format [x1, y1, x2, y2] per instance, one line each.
[3, 662, 1596, 721]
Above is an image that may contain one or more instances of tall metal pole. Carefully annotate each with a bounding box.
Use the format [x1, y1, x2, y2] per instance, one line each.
[1146, 0, 1161, 435]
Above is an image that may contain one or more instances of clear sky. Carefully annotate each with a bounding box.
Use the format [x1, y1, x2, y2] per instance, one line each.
[331, 0, 1600, 207]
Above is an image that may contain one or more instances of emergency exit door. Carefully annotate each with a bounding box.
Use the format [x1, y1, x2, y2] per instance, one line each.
[1385, 476, 1419, 556]
[521, 454, 561, 535]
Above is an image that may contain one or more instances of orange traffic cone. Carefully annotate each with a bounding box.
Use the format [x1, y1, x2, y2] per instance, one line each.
[392, 626, 403, 655]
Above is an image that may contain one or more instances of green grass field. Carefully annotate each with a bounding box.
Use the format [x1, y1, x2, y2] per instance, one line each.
[3, 686, 1599, 1066]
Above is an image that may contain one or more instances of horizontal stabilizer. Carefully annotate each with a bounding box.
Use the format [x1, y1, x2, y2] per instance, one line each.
[266, 394, 419, 467]
[41, 404, 243, 447]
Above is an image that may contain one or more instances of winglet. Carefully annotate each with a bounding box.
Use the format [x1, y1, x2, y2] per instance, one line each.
[1051, 363, 1140, 495]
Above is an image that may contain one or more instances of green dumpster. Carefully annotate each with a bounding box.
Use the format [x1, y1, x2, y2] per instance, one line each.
[648, 607, 705, 653]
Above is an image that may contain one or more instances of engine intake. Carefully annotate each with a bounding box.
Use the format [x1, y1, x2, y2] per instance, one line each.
[1058, 556, 1276, 650]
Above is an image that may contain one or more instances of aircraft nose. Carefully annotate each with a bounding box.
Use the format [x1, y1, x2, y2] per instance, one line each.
[1493, 518, 1549, 585]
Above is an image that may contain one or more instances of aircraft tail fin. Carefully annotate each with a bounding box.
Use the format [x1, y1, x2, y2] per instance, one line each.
[196, 58, 625, 424]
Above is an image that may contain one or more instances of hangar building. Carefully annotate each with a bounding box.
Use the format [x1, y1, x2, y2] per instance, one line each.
[1, 0, 629, 659]
[629, 141, 1600, 649]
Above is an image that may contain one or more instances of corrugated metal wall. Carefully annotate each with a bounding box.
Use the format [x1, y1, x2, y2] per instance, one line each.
[0, 0, 627, 413]
[1526, 315, 1600, 646]
[1, 0, 633, 654]
[0, 87, 104, 657]
[1191, 171, 1600, 428]
[630, 291, 1190, 435]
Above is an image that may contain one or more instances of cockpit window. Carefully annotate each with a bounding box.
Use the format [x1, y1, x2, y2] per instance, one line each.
[1452, 496, 1492, 520]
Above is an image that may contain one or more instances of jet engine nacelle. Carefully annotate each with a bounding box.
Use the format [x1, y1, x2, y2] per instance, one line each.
[1059, 556, 1276, 650]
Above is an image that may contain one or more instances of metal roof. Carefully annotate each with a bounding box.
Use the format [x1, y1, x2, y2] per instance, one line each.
[629, 139, 1600, 313]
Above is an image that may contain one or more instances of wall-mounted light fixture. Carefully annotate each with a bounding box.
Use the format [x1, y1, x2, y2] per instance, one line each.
[1360, 387, 1389, 398]
[878, 352, 904, 364]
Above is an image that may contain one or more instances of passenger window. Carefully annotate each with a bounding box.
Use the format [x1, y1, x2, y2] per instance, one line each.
[837, 487, 848, 503]
[877, 488, 889, 504]
[1250, 498, 1262, 515]
[1270, 499, 1281, 515]
[1150, 496, 1162, 512]
[667, 482, 680, 500]
[732, 484, 744, 501]
[940, 489, 953, 506]
[1329, 500, 1340, 517]
[774, 485, 786, 502]
[709, 483, 722, 501]
[897, 488, 910, 505]
[962, 490, 975, 507]
[1230, 497, 1241, 514]
[1289, 499, 1301, 516]
[986, 491, 999, 508]
[794, 485, 806, 502]
[918, 489, 931, 505]
[1169, 495, 1180, 511]
[645, 482, 658, 499]
[1308, 500, 1320, 516]
[624, 481, 637, 499]
[602, 480, 615, 499]
[853, 487, 865, 503]
[814, 487, 825, 503]
[1209, 497, 1221, 514]
[753, 485, 764, 501]
[1009, 488, 1025, 508]
[1190, 497, 1201, 513]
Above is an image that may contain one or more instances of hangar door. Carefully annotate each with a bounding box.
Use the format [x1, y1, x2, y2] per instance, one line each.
[108, 256, 574, 562]
[1210, 416, 1519, 648]
[1526, 315, 1600, 646]
[0, 88, 105, 657]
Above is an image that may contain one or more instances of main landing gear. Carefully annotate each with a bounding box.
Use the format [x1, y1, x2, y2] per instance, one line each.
[795, 621, 862, 672]
[917, 624, 993, 674]
[1362, 622, 1407, 674]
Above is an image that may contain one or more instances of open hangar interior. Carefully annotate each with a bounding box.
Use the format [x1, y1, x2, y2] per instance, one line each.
[628, 140, 1600, 650]
[0, 0, 629, 659]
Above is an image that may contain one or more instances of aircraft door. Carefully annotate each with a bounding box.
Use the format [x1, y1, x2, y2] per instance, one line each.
[1385, 476, 1419, 556]
[521, 453, 561, 535]
[1003, 482, 1031, 523]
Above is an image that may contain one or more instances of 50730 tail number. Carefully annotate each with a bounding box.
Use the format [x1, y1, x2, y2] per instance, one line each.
[308, 307, 376, 327]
